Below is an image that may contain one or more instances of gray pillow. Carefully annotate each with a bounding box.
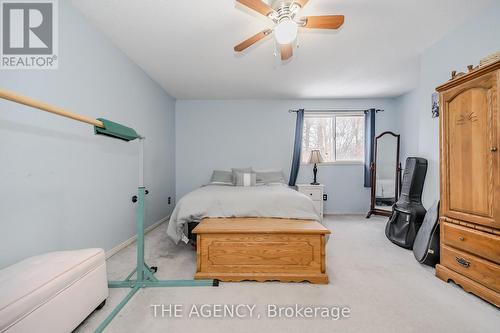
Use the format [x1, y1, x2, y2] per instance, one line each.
[256, 170, 286, 184]
[210, 170, 233, 185]
[234, 171, 257, 186]
[231, 167, 253, 184]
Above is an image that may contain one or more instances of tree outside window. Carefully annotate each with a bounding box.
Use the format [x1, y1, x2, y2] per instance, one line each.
[301, 113, 365, 164]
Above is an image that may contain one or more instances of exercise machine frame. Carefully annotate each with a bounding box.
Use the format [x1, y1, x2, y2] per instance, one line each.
[0, 89, 218, 333]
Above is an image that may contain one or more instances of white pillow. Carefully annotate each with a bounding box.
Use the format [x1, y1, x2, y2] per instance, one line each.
[231, 167, 253, 184]
[234, 172, 257, 186]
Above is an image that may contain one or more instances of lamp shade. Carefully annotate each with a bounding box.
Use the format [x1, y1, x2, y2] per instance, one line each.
[308, 150, 324, 164]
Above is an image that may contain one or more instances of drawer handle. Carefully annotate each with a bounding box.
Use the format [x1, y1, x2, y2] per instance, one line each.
[456, 257, 470, 268]
[491, 147, 498, 152]
[458, 236, 465, 241]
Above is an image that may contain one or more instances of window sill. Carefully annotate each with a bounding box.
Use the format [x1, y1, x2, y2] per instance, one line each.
[300, 161, 365, 166]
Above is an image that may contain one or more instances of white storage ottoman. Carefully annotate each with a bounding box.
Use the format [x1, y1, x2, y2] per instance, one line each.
[0, 248, 108, 333]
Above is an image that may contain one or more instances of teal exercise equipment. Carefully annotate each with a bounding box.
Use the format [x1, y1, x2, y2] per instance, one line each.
[94, 118, 140, 141]
[0, 89, 218, 333]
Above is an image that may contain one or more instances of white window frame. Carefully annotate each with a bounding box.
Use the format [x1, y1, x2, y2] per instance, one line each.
[301, 111, 365, 166]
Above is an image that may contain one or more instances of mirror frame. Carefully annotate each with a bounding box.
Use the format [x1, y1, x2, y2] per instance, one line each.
[366, 131, 402, 218]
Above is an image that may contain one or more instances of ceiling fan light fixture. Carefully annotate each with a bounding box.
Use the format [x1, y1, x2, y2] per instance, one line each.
[274, 19, 297, 45]
[234, 0, 344, 60]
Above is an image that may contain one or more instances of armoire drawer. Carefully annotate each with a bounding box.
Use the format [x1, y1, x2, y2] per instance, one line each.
[442, 222, 500, 264]
[441, 245, 500, 293]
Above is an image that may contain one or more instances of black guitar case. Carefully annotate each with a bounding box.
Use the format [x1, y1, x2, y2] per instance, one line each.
[385, 157, 428, 249]
[413, 201, 440, 266]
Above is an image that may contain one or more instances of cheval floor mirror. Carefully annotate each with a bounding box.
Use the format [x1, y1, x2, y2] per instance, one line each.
[0, 89, 218, 332]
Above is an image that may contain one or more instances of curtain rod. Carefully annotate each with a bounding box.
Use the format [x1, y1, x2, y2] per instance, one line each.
[288, 108, 384, 113]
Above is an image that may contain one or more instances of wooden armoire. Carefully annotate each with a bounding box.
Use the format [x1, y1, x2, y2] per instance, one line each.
[436, 59, 500, 307]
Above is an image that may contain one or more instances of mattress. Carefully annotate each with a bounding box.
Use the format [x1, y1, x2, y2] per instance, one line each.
[167, 184, 320, 244]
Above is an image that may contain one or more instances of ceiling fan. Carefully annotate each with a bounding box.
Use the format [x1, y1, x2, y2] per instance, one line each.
[234, 0, 344, 60]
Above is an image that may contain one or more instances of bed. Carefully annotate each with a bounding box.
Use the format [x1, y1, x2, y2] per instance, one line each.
[167, 183, 321, 244]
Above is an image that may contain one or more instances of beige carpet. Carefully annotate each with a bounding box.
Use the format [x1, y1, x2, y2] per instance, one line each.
[75, 215, 500, 333]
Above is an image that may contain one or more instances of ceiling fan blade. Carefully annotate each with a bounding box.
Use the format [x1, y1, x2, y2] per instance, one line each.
[234, 29, 272, 52]
[281, 44, 293, 61]
[294, 0, 310, 8]
[236, 0, 275, 17]
[303, 15, 345, 29]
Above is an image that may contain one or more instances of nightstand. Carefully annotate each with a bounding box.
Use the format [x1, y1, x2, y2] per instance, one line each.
[296, 184, 325, 221]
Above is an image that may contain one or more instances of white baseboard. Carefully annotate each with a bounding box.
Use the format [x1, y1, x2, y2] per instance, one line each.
[105, 216, 169, 259]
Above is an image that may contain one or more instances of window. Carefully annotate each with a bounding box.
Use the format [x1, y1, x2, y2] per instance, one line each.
[301, 112, 365, 164]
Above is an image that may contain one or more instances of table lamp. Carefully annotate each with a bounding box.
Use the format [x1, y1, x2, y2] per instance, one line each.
[309, 150, 324, 185]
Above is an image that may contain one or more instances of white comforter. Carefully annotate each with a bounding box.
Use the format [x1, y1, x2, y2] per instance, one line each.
[167, 184, 320, 243]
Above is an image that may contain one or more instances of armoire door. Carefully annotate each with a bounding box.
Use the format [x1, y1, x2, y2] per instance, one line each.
[440, 71, 499, 229]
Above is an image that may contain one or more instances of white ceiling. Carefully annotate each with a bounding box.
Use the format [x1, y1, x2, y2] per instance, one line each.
[72, 0, 494, 99]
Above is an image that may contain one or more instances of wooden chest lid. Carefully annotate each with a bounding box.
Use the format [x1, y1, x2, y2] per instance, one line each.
[193, 217, 331, 235]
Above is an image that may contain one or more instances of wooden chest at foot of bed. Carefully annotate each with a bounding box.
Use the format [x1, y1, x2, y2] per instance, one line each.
[193, 218, 331, 284]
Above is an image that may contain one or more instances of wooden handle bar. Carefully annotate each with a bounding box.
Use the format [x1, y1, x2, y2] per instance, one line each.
[0, 89, 104, 128]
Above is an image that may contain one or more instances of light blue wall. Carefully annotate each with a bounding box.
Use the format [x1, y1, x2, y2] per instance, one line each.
[394, 89, 420, 164]
[0, 2, 176, 268]
[175, 98, 398, 214]
[395, 1, 500, 208]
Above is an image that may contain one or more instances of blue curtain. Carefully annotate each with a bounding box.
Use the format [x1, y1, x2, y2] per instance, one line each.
[288, 109, 304, 186]
[364, 108, 376, 187]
